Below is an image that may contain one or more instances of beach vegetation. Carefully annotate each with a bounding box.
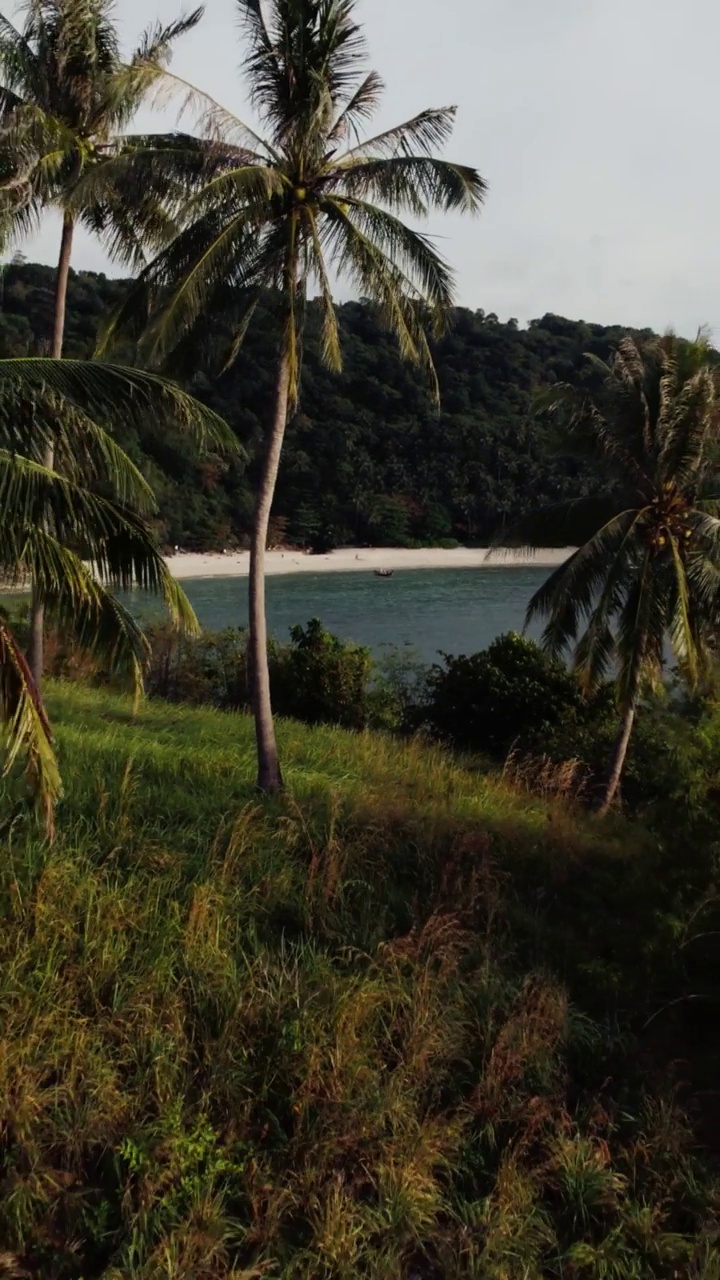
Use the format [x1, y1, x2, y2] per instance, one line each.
[18, 603, 720, 832]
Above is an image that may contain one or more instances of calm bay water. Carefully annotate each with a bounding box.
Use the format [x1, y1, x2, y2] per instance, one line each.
[140, 566, 552, 664]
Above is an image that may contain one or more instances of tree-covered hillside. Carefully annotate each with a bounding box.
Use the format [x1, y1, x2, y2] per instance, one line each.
[0, 260, 654, 550]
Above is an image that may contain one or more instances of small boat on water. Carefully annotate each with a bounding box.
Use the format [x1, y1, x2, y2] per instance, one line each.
[374, 568, 394, 578]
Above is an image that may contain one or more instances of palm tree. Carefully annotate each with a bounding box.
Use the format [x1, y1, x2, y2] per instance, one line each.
[0, 355, 236, 832]
[101, 0, 487, 791]
[0, 0, 206, 684]
[505, 333, 720, 815]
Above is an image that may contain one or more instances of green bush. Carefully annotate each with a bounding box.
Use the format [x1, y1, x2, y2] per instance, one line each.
[416, 632, 720, 826]
[146, 624, 252, 708]
[418, 632, 599, 758]
[275, 618, 373, 729]
[146, 619, 376, 731]
[621, 690, 720, 825]
[371, 644, 429, 731]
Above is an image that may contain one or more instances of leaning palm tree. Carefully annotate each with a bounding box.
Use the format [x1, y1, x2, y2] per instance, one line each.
[101, 0, 487, 791]
[0, 0, 206, 683]
[502, 333, 720, 815]
[0, 356, 236, 831]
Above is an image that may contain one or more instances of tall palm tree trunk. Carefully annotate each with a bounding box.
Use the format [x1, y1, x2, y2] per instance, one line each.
[28, 212, 74, 688]
[597, 700, 636, 817]
[248, 344, 291, 791]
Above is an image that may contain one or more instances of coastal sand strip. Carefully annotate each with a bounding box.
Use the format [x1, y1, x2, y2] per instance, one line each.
[165, 547, 575, 580]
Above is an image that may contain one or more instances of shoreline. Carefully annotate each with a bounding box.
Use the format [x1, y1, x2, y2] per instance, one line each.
[165, 546, 574, 580]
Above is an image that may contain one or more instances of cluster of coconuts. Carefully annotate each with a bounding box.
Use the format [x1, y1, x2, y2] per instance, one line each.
[292, 186, 349, 213]
[645, 483, 693, 552]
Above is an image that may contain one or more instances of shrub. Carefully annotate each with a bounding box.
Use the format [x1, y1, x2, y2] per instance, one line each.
[146, 619, 376, 731]
[371, 644, 430, 731]
[275, 618, 374, 729]
[146, 624, 252, 709]
[621, 691, 720, 825]
[416, 632, 720, 826]
[418, 632, 598, 758]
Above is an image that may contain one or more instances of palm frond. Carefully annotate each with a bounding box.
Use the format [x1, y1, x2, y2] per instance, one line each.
[0, 11, 41, 101]
[305, 204, 341, 371]
[0, 449, 146, 552]
[327, 69, 383, 146]
[68, 132, 248, 227]
[136, 215, 267, 362]
[331, 193, 455, 309]
[658, 366, 718, 493]
[0, 457, 199, 638]
[0, 617, 59, 833]
[319, 199, 440, 396]
[239, 0, 368, 144]
[236, 0, 284, 128]
[118, 216, 287, 367]
[131, 7, 205, 69]
[80, 191, 177, 270]
[138, 63, 276, 161]
[22, 524, 147, 671]
[338, 106, 458, 161]
[667, 532, 698, 683]
[614, 550, 665, 707]
[0, 380, 155, 510]
[576, 356, 652, 486]
[24, 521, 196, 663]
[0, 357, 239, 456]
[573, 512, 645, 689]
[525, 510, 639, 659]
[332, 154, 486, 217]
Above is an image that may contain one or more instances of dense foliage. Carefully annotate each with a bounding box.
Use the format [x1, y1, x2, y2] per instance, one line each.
[0, 683, 717, 1277]
[144, 621, 720, 829]
[419, 631, 596, 758]
[506, 333, 720, 813]
[147, 617, 376, 730]
[0, 260, 658, 550]
[27, 595, 720, 832]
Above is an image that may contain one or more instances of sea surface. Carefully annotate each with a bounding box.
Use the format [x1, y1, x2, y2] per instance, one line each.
[137, 566, 552, 664]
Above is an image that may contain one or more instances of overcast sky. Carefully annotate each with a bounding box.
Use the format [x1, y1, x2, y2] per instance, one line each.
[16, 0, 720, 335]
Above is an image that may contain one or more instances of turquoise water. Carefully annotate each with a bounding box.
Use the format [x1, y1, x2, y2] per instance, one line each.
[141, 567, 552, 664]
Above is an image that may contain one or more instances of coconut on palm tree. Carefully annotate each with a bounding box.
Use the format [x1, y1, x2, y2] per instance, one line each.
[0, 355, 237, 831]
[102, 0, 487, 791]
[0, 0, 209, 684]
[503, 333, 720, 815]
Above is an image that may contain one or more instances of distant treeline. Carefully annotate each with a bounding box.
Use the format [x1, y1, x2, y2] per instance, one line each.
[0, 260, 656, 550]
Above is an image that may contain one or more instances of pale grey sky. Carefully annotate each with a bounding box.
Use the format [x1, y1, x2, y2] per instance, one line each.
[18, 0, 720, 335]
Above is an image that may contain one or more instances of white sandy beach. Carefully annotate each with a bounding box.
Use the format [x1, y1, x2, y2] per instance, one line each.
[165, 546, 574, 580]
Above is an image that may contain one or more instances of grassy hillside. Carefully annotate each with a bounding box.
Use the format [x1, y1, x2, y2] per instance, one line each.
[0, 686, 717, 1278]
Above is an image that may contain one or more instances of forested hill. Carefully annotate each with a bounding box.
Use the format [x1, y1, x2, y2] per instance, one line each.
[0, 260, 654, 550]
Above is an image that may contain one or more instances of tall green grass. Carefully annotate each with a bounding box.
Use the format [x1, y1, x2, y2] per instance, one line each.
[0, 685, 717, 1278]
